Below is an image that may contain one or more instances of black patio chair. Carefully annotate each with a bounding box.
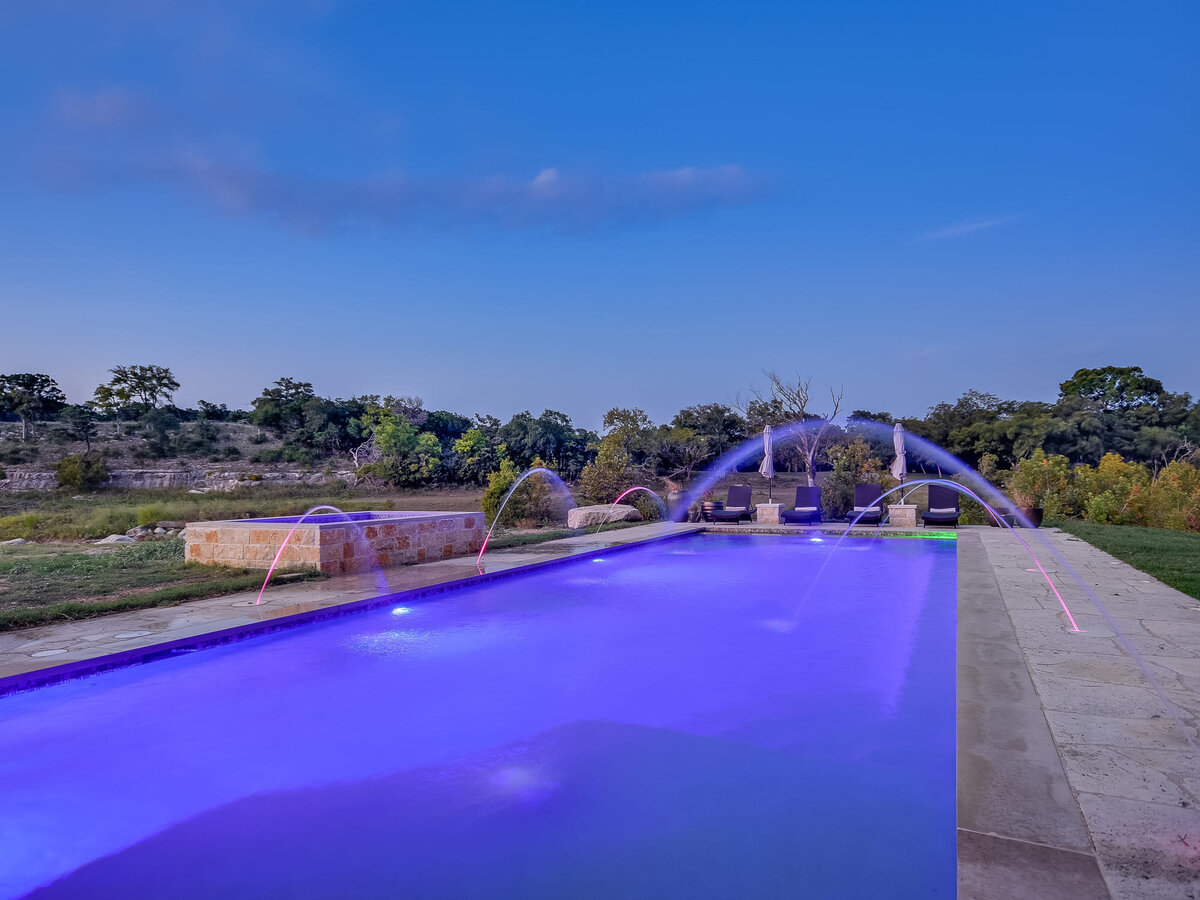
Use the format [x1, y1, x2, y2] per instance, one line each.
[921, 484, 961, 527]
[709, 485, 755, 523]
[780, 486, 822, 525]
[847, 484, 884, 526]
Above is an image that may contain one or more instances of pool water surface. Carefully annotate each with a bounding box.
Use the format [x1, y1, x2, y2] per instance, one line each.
[0, 534, 957, 898]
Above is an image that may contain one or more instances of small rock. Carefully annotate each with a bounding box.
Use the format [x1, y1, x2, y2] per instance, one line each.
[187, 489, 207, 494]
[97, 534, 136, 544]
[166, 529, 177, 536]
[0, 537, 27, 545]
[154, 527, 166, 534]
[178, 529, 188, 540]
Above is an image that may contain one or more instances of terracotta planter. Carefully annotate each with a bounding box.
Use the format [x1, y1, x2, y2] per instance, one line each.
[1018, 506, 1044, 528]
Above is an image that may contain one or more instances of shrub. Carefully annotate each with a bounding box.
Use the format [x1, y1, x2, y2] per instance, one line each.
[80, 508, 138, 538]
[576, 438, 631, 506]
[55, 453, 110, 490]
[479, 457, 565, 526]
[481, 457, 521, 525]
[823, 439, 885, 516]
[136, 505, 166, 527]
[1010, 450, 1073, 518]
[0, 514, 38, 540]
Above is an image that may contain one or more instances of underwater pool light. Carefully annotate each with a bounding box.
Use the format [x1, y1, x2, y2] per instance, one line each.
[391, 607, 412, 616]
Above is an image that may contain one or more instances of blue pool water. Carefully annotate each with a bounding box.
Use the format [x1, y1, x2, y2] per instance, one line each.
[246, 511, 422, 524]
[0, 534, 957, 898]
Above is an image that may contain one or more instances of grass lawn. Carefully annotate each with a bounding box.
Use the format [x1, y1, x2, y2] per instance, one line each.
[0, 538, 325, 632]
[1054, 520, 1200, 601]
[0, 485, 488, 541]
[0, 483, 656, 632]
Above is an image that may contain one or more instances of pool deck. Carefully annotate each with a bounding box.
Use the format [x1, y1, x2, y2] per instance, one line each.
[960, 528, 1199, 900]
[1, 522, 1197, 898]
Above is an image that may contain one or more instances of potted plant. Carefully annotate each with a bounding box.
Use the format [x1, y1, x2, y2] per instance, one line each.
[1009, 450, 1068, 528]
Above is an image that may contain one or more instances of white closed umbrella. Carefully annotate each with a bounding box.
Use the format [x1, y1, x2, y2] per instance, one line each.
[889, 422, 907, 485]
[758, 424, 776, 502]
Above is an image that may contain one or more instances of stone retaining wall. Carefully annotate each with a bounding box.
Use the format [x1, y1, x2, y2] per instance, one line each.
[185, 512, 484, 574]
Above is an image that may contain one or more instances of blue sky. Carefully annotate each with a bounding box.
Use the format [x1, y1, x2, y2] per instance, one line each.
[2, 1, 1197, 428]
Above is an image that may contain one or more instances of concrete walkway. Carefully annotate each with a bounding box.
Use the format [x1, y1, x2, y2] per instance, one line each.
[968, 527, 1200, 899]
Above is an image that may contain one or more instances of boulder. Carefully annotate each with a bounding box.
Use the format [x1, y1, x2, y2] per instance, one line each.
[97, 534, 136, 544]
[566, 504, 643, 530]
[0, 537, 27, 545]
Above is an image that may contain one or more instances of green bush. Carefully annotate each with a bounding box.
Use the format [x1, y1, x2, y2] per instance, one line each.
[823, 439, 886, 516]
[576, 437, 631, 506]
[0, 514, 39, 540]
[79, 508, 138, 539]
[55, 453, 110, 490]
[1010, 450, 1073, 517]
[136, 504, 166, 527]
[481, 457, 520, 524]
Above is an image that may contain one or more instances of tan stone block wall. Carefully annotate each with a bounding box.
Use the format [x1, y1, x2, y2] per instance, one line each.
[185, 513, 480, 573]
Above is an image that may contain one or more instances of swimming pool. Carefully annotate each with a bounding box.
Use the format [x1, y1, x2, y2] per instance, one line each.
[0, 534, 956, 898]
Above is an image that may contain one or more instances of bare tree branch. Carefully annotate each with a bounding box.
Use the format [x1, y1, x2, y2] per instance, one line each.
[742, 373, 844, 486]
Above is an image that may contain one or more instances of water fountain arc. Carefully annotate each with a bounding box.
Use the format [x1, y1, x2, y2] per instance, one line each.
[594, 486, 669, 535]
[255, 505, 391, 606]
[680, 417, 1197, 750]
[841, 477, 1082, 632]
[475, 467, 576, 567]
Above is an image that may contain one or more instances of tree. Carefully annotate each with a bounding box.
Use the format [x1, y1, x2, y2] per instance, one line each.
[89, 382, 134, 437]
[601, 407, 654, 464]
[452, 428, 501, 485]
[105, 365, 180, 411]
[671, 403, 747, 458]
[651, 425, 709, 482]
[357, 406, 442, 486]
[251, 378, 316, 437]
[60, 404, 97, 452]
[0, 373, 67, 441]
[746, 374, 844, 486]
[1058, 366, 1165, 412]
[197, 400, 229, 421]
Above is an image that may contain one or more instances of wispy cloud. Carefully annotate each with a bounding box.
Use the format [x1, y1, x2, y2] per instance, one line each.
[52, 86, 157, 130]
[915, 214, 1023, 242]
[45, 149, 767, 233]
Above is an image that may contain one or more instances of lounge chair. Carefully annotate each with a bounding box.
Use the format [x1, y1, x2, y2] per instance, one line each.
[847, 484, 884, 526]
[781, 486, 822, 525]
[709, 485, 755, 523]
[922, 484, 961, 527]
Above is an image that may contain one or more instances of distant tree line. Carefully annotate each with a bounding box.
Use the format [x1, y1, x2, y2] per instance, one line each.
[2, 365, 1198, 523]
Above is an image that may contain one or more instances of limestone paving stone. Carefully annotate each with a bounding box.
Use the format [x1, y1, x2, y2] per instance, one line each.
[979, 528, 1200, 898]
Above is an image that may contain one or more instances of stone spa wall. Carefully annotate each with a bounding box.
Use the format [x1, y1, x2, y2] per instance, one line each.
[185, 512, 484, 574]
